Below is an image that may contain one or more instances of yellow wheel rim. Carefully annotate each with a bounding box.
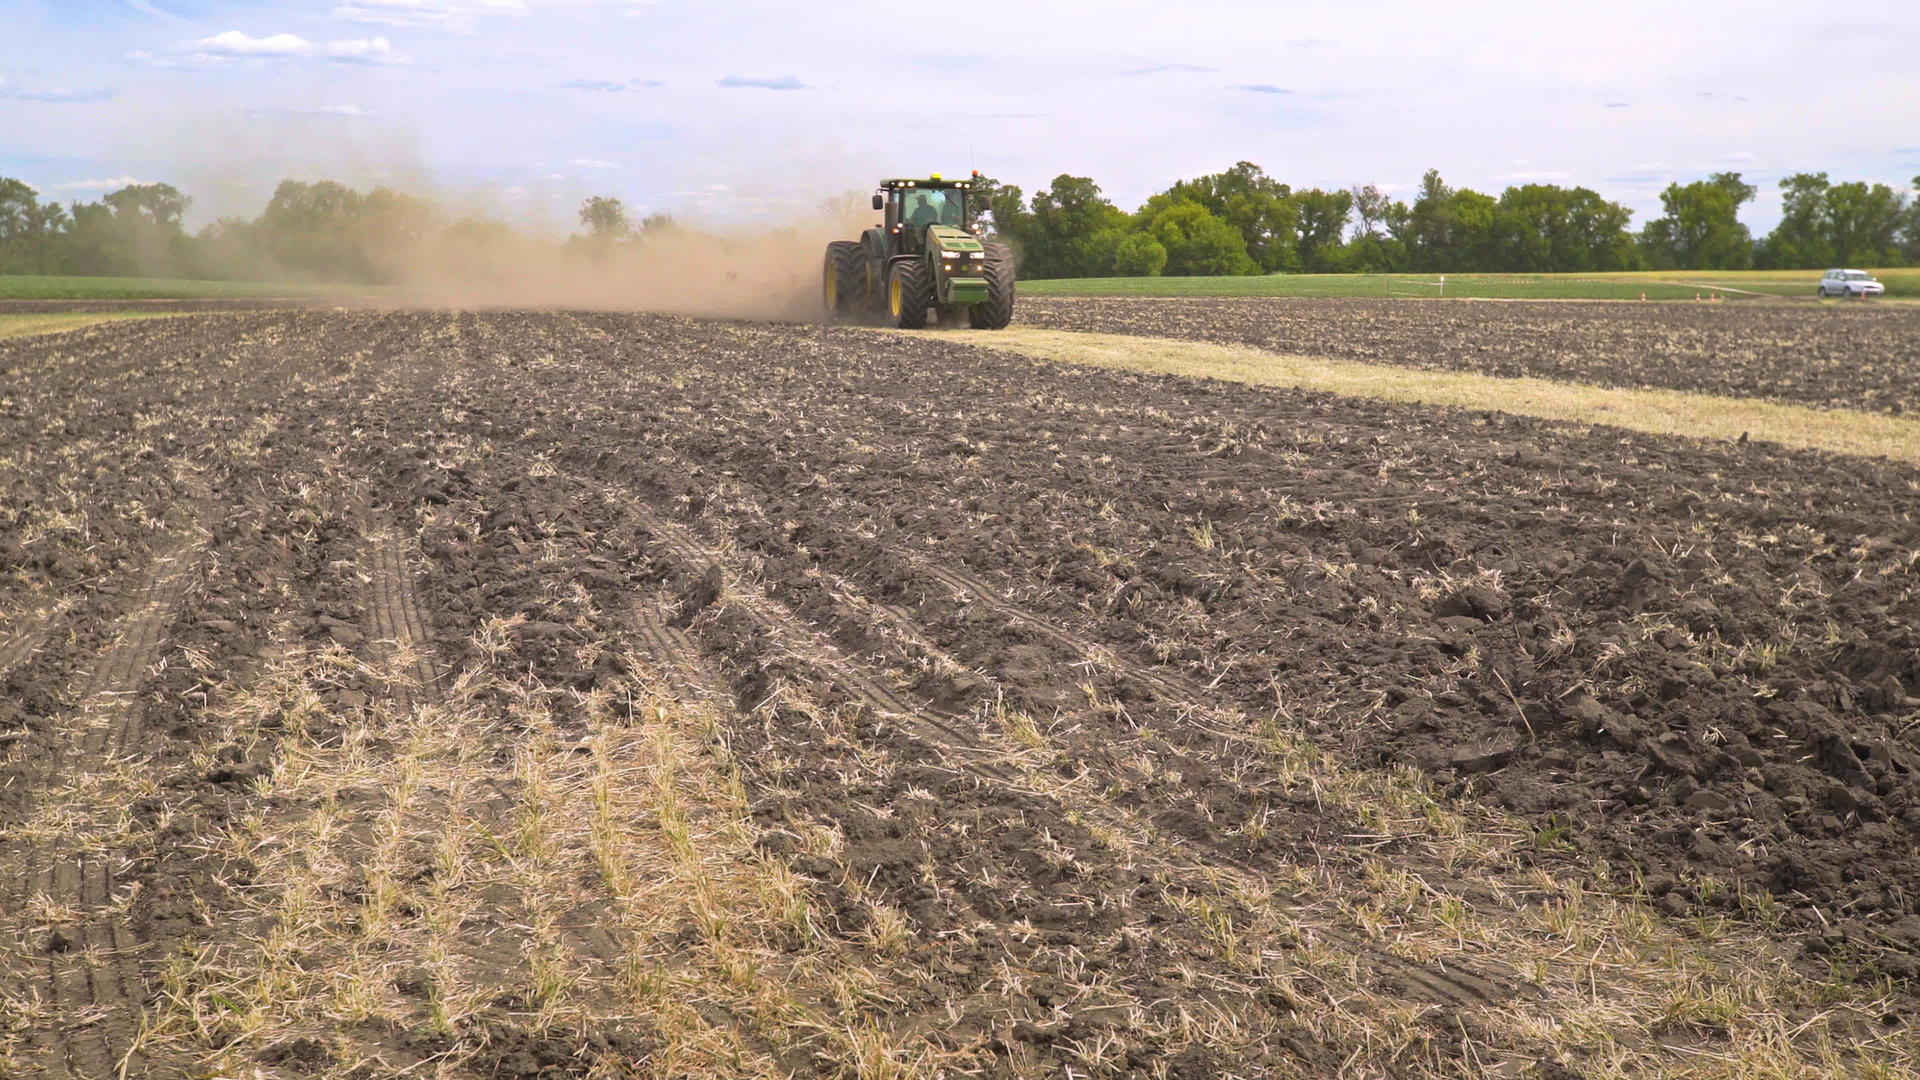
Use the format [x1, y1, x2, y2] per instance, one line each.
[889, 277, 902, 317]
[824, 266, 837, 309]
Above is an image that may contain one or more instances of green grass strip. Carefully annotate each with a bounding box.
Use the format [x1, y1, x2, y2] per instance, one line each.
[1021, 268, 1920, 300]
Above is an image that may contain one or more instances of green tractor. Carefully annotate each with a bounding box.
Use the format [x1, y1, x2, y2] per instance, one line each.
[823, 173, 1015, 329]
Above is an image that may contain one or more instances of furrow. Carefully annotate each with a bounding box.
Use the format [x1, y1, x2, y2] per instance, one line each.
[914, 560, 1203, 702]
[74, 534, 202, 759]
[0, 613, 55, 680]
[628, 504, 999, 766]
[362, 529, 442, 708]
[842, 560, 1526, 1007]
[0, 486, 213, 1078]
[614, 471, 1522, 1008]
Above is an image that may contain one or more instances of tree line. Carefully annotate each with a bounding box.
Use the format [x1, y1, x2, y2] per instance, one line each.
[0, 177, 532, 283]
[2, 167, 1917, 283]
[974, 164, 1920, 278]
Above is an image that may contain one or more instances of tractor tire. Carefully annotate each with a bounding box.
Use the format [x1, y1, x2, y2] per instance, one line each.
[823, 240, 863, 320]
[887, 260, 933, 329]
[968, 242, 1016, 329]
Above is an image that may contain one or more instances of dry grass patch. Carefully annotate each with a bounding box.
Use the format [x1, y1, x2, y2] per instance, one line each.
[0, 311, 195, 340]
[138, 604, 967, 1078]
[948, 327, 1920, 466]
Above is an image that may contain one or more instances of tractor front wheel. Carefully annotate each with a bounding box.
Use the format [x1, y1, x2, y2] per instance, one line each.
[968, 242, 1015, 329]
[888, 261, 933, 329]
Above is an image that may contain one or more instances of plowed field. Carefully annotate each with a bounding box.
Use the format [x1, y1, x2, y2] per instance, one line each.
[1021, 297, 1920, 415]
[2, 311, 1917, 1079]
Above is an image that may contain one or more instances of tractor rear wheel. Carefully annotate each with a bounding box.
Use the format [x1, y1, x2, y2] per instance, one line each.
[968, 242, 1015, 329]
[887, 260, 933, 329]
[823, 241, 863, 320]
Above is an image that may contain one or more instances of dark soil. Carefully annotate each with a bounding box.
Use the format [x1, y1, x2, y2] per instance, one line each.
[4, 310, 1919, 1076]
[1020, 296, 1920, 415]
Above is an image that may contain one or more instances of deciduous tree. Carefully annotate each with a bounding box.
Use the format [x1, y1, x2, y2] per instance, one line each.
[1158, 162, 1298, 272]
[1143, 199, 1258, 276]
[1640, 172, 1755, 269]
[1027, 175, 1128, 278]
[1293, 188, 1353, 271]
[578, 196, 630, 239]
[1112, 232, 1167, 277]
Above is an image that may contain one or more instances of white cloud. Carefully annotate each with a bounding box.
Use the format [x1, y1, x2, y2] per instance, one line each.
[156, 30, 410, 66]
[1499, 169, 1575, 183]
[195, 30, 313, 57]
[570, 158, 620, 168]
[49, 176, 147, 192]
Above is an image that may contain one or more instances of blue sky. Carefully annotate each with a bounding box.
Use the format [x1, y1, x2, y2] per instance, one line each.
[2, 0, 1916, 231]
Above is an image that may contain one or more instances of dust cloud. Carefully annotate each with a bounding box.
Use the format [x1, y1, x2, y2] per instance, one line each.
[112, 103, 885, 322]
[387, 208, 872, 322]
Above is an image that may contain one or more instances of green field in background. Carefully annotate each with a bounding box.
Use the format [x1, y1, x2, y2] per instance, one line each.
[1022, 268, 1920, 301]
[0, 275, 354, 300]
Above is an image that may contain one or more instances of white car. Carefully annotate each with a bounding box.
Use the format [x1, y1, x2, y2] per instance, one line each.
[1817, 269, 1884, 298]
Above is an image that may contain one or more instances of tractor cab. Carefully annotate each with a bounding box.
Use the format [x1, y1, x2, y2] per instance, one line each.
[871, 175, 980, 255]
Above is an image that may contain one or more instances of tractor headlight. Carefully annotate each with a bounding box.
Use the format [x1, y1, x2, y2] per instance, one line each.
[940, 251, 961, 259]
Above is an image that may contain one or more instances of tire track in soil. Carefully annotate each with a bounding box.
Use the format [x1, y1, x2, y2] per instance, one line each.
[616, 475, 1525, 1010]
[438, 310, 630, 973]
[1, 498, 210, 1080]
[350, 498, 565, 995]
[914, 560, 1207, 705]
[886, 560, 1528, 1008]
[803, 532, 1524, 1007]
[627, 503, 1013, 779]
[618, 453, 1529, 1015]
[538, 384, 1532, 1016]
[632, 598, 714, 702]
[361, 526, 443, 709]
[0, 613, 53, 677]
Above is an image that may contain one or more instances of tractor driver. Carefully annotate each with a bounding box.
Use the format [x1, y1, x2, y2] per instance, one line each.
[903, 190, 949, 228]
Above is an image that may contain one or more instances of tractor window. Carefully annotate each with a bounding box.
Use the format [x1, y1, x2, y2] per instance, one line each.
[899, 189, 964, 228]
